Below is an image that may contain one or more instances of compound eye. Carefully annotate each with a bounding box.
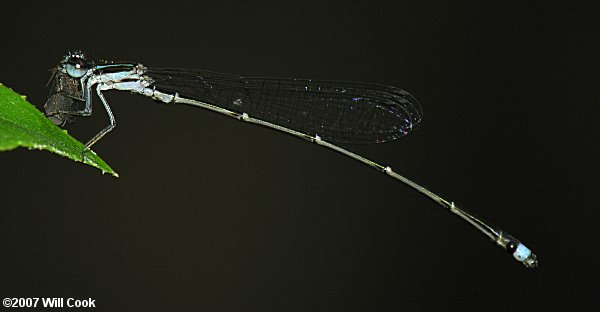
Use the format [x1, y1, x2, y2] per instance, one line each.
[65, 57, 88, 78]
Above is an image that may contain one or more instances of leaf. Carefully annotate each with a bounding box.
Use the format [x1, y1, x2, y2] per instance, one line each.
[0, 83, 118, 177]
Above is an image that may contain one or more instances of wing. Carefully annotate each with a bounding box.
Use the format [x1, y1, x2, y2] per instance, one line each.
[145, 68, 423, 144]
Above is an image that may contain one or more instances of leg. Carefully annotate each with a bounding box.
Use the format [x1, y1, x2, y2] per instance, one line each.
[59, 75, 95, 117]
[83, 83, 116, 152]
[52, 76, 94, 122]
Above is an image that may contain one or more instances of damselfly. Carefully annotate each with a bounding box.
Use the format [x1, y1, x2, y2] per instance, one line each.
[44, 51, 537, 268]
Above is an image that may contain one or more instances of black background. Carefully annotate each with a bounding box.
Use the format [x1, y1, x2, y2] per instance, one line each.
[0, 1, 597, 311]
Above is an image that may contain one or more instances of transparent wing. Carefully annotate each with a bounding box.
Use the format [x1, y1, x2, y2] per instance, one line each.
[145, 68, 423, 144]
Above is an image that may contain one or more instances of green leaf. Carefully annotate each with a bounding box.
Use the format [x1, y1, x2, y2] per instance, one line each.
[0, 83, 118, 177]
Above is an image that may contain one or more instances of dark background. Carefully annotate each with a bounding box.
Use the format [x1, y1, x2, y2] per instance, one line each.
[0, 1, 597, 310]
